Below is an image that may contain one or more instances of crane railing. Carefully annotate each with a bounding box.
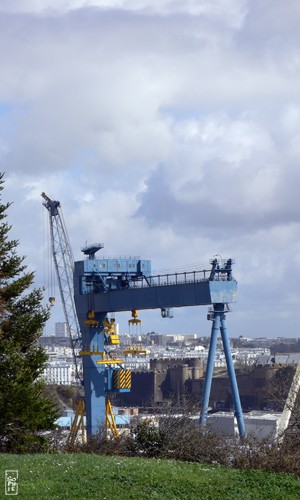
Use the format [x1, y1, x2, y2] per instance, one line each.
[81, 259, 235, 295]
[143, 269, 232, 287]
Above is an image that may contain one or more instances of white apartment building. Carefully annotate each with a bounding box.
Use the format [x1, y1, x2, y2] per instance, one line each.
[43, 362, 73, 385]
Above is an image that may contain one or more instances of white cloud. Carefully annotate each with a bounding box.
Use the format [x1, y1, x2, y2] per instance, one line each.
[1, 1, 300, 337]
[0, 0, 248, 26]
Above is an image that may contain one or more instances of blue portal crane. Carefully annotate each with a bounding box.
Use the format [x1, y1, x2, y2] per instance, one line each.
[74, 247, 245, 438]
[42, 193, 245, 439]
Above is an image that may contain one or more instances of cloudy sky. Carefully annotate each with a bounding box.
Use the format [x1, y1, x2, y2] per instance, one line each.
[1, 0, 300, 338]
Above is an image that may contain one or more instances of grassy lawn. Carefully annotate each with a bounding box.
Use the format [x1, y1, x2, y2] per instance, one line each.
[0, 453, 299, 499]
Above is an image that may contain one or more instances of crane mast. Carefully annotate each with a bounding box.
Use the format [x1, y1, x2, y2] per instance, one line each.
[42, 192, 82, 382]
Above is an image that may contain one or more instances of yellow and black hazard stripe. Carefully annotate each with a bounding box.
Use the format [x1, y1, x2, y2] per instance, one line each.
[125, 370, 131, 388]
[113, 369, 131, 389]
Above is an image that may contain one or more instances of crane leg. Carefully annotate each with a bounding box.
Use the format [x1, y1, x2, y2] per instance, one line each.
[199, 313, 220, 425]
[199, 304, 245, 438]
[220, 316, 245, 438]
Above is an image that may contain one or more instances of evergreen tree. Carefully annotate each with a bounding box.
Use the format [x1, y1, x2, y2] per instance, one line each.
[0, 173, 58, 452]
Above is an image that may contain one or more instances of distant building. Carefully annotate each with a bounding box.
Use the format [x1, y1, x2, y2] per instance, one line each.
[43, 362, 74, 385]
[55, 322, 67, 337]
[256, 352, 300, 366]
[146, 333, 166, 347]
[207, 411, 282, 439]
[165, 334, 197, 343]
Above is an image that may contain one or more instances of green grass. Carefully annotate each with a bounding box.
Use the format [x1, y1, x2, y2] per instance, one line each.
[0, 453, 299, 499]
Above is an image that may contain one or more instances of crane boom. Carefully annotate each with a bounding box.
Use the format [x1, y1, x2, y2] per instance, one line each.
[42, 192, 82, 382]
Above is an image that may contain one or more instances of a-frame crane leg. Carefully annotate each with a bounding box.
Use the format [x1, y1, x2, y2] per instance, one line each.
[199, 304, 246, 438]
[199, 312, 220, 426]
[220, 312, 245, 438]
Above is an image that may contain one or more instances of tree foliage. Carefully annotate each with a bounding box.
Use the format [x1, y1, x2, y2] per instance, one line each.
[0, 173, 58, 452]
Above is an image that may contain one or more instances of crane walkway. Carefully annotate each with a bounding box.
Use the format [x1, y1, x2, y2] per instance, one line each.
[121, 269, 232, 290]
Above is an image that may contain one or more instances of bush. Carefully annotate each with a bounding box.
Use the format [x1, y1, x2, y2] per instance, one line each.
[73, 414, 300, 477]
[128, 420, 167, 458]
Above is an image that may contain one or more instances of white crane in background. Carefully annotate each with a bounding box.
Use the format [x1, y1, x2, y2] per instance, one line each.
[42, 192, 82, 383]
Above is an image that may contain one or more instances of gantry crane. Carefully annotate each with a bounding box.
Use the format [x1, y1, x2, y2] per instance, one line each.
[74, 248, 245, 438]
[42, 193, 245, 439]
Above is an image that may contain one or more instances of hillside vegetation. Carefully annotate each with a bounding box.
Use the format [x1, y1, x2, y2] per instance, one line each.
[0, 453, 299, 499]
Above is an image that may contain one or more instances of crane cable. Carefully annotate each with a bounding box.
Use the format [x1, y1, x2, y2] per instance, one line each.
[42, 204, 56, 306]
[153, 259, 211, 275]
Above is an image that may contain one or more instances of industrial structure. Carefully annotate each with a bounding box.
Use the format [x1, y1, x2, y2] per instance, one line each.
[42, 193, 82, 383]
[42, 193, 245, 439]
